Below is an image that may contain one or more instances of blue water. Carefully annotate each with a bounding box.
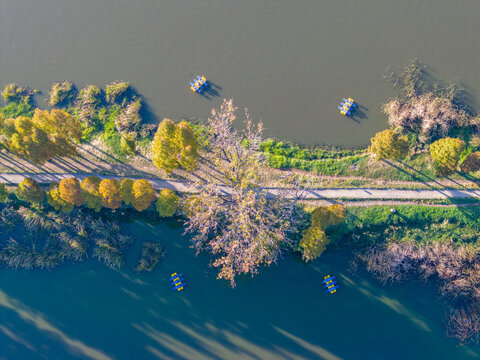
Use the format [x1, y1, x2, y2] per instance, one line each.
[0, 220, 478, 360]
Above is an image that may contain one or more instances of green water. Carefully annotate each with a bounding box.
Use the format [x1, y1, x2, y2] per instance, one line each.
[1, 0, 479, 146]
[0, 220, 479, 360]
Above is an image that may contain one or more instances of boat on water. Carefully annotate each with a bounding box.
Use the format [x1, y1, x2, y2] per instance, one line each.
[323, 275, 339, 294]
[190, 75, 208, 93]
[338, 97, 356, 116]
[169, 272, 186, 291]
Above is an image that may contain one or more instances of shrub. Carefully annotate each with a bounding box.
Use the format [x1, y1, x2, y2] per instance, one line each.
[1, 83, 32, 103]
[460, 152, 480, 174]
[105, 81, 129, 104]
[49, 81, 76, 106]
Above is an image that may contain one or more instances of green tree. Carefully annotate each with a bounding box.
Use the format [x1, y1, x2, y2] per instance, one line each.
[0, 183, 9, 202]
[81, 176, 102, 211]
[131, 179, 156, 211]
[151, 118, 198, 173]
[47, 183, 74, 212]
[59, 177, 84, 206]
[99, 179, 122, 209]
[156, 189, 179, 217]
[119, 178, 135, 206]
[368, 129, 409, 161]
[460, 152, 480, 174]
[430, 137, 465, 176]
[16, 178, 44, 203]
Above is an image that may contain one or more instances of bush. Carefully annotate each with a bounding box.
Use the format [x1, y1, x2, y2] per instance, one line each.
[49, 81, 76, 106]
[460, 152, 480, 174]
[105, 81, 129, 104]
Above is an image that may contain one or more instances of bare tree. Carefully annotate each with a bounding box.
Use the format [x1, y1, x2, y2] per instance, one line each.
[183, 99, 306, 286]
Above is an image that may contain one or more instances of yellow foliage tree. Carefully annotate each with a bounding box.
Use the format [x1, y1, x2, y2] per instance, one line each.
[47, 183, 74, 212]
[131, 179, 156, 211]
[299, 204, 346, 262]
[0, 109, 82, 164]
[430, 137, 465, 176]
[119, 178, 135, 206]
[0, 183, 8, 202]
[299, 227, 329, 262]
[368, 129, 409, 161]
[59, 177, 84, 206]
[16, 178, 44, 203]
[99, 179, 122, 209]
[151, 118, 198, 173]
[176, 121, 198, 171]
[156, 189, 179, 217]
[81, 176, 103, 211]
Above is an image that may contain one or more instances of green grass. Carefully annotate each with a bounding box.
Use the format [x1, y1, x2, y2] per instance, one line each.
[0, 101, 34, 119]
[329, 205, 480, 248]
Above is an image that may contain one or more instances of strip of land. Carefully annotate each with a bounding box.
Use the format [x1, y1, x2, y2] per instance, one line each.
[1, 172, 480, 200]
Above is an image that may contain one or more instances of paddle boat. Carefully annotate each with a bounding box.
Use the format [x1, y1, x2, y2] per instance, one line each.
[338, 97, 356, 116]
[190, 75, 208, 93]
[169, 272, 186, 291]
[322, 275, 339, 294]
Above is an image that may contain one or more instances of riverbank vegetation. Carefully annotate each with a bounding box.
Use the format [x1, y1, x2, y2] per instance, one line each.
[0, 176, 177, 272]
[327, 204, 480, 343]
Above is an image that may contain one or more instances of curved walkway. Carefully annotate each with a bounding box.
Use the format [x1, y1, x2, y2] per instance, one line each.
[1, 173, 480, 200]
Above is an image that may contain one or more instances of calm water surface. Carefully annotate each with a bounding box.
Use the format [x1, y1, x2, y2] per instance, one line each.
[0, 220, 479, 360]
[1, 0, 479, 145]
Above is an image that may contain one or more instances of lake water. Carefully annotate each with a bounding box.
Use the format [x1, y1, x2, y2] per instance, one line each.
[0, 219, 479, 360]
[1, 0, 479, 146]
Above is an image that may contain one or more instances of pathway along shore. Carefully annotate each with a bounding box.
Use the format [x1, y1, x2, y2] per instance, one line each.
[1, 173, 480, 200]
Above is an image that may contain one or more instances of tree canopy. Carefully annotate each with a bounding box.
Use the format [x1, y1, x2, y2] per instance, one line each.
[59, 177, 84, 206]
[156, 189, 179, 217]
[16, 178, 44, 203]
[47, 182, 74, 212]
[131, 179, 156, 211]
[0, 109, 82, 164]
[183, 99, 304, 286]
[99, 179, 122, 209]
[430, 137, 465, 176]
[369, 129, 409, 161]
[80, 176, 102, 211]
[151, 118, 198, 173]
[299, 204, 346, 262]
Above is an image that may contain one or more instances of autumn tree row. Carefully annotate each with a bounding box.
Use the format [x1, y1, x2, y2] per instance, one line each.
[13, 177, 179, 216]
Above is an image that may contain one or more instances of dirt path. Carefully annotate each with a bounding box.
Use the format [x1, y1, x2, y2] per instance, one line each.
[2, 172, 480, 200]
